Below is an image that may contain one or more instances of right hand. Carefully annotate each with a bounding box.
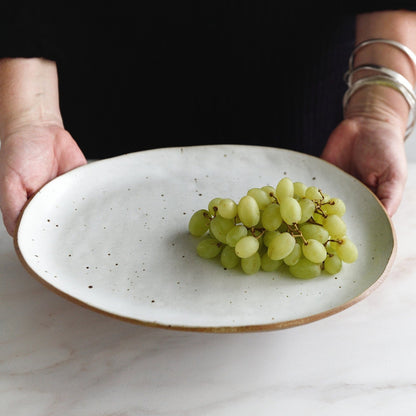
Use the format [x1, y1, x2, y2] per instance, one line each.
[0, 123, 87, 236]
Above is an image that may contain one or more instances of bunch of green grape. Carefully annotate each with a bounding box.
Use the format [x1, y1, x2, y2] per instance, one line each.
[188, 177, 358, 279]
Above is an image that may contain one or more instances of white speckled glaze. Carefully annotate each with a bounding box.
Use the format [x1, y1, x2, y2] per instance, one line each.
[15, 145, 395, 331]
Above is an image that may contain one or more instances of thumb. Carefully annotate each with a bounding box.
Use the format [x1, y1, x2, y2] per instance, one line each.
[0, 171, 28, 236]
[376, 175, 407, 217]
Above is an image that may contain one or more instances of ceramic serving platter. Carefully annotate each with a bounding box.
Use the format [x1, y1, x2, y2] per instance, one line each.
[15, 145, 396, 332]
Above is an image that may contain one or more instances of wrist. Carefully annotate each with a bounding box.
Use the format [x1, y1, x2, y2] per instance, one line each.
[0, 58, 63, 140]
[345, 84, 409, 137]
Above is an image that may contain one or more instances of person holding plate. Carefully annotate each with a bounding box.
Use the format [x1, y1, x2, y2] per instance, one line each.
[0, 4, 415, 235]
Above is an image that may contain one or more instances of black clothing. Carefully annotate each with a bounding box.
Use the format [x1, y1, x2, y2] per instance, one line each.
[0, 4, 415, 159]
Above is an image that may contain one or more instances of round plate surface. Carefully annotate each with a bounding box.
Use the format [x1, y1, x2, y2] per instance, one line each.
[15, 145, 396, 332]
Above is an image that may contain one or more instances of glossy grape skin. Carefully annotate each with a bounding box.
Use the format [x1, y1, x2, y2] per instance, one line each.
[283, 243, 302, 266]
[197, 238, 222, 259]
[247, 188, 271, 210]
[221, 245, 240, 269]
[289, 258, 322, 279]
[237, 195, 260, 228]
[261, 253, 282, 272]
[188, 209, 210, 237]
[261, 203, 282, 231]
[241, 252, 261, 274]
[208, 197, 222, 216]
[279, 197, 301, 225]
[323, 215, 347, 239]
[324, 254, 342, 274]
[275, 177, 294, 202]
[235, 235, 260, 258]
[302, 239, 327, 264]
[267, 232, 296, 260]
[226, 225, 248, 247]
[218, 198, 238, 219]
[209, 216, 235, 244]
[336, 238, 358, 263]
[299, 223, 329, 244]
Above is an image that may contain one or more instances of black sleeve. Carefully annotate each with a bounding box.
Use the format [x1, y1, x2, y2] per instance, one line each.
[1, 2, 415, 60]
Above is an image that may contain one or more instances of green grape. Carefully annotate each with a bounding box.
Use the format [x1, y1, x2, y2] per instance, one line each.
[209, 216, 235, 244]
[190, 175, 354, 280]
[188, 209, 210, 237]
[283, 243, 302, 266]
[197, 238, 223, 259]
[247, 188, 271, 210]
[302, 239, 327, 263]
[221, 245, 240, 269]
[218, 198, 238, 219]
[305, 186, 322, 201]
[324, 198, 346, 216]
[237, 195, 260, 228]
[261, 185, 277, 202]
[289, 258, 322, 279]
[226, 225, 248, 247]
[208, 197, 222, 216]
[279, 197, 301, 224]
[261, 203, 282, 231]
[267, 232, 296, 260]
[241, 252, 261, 274]
[261, 252, 282, 272]
[298, 198, 316, 223]
[336, 238, 358, 263]
[312, 212, 324, 225]
[293, 181, 307, 198]
[323, 214, 346, 239]
[324, 254, 342, 274]
[299, 223, 329, 244]
[263, 230, 280, 247]
[275, 177, 294, 203]
[325, 240, 338, 255]
[235, 235, 260, 258]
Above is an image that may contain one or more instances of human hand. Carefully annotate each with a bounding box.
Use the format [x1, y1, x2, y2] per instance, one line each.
[0, 124, 87, 236]
[321, 116, 407, 217]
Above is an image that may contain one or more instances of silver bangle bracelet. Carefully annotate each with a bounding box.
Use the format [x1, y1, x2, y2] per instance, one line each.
[344, 64, 416, 96]
[343, 75, 416, 140]
[348, 38, 416, 79]
[344, 38, 416, 140]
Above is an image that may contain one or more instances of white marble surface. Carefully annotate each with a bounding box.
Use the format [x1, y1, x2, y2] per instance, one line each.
[1, 163, 416, 416]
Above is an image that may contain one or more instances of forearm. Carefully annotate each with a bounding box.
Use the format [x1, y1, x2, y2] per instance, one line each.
[356, 10, 416, 84]
[346, 10, 416, 134]
[0, 57, 63, 140]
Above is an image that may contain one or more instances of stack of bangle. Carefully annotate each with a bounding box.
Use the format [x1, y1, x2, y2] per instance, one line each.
[343, 38, 416, 140]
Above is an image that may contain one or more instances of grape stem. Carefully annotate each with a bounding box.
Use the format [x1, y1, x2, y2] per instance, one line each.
[310, 190, 330, 218]
[326, 238, 343, 245]
[287, 223, 308, 245]
[313, 205, 328, 218]
[307, 217, 323, 226]
[251, 227, 266, 239]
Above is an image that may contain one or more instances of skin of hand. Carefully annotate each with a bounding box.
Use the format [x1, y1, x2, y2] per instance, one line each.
[0, 124, 86, 236]
[322, 10, 416, 217]
[321, 114, 407, 217]
[0, 58, 87, 236]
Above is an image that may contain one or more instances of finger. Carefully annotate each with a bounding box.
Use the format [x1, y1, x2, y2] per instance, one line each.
[376, 177, 406, 217]
[0, 172, 28, 236]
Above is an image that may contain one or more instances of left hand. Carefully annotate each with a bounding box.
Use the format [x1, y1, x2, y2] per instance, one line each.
[321, 116, 407, 217]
